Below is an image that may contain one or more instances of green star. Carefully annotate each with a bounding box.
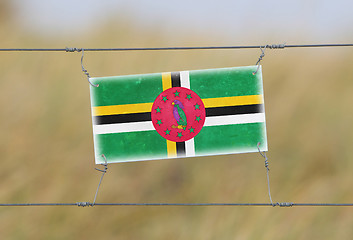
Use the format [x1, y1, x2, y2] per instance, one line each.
[162, 96, 168, 102]
[157, 120, 162, 126]
[189, 127, 195, 133]
[165, 129, 171, 135]
[174, 90, 180, 97]
[195, 116, 201, 122]
[194, 104, 200, 110]
[186, 94, 192, 100]
[155, 107, 161, 113]
[177, 132, 183, 138]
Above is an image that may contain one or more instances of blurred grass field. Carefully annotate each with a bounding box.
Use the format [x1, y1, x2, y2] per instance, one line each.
[1, 4, 353, 240]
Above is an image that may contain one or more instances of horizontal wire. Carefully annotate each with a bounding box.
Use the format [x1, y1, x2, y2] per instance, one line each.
[1, 43, 353, 208]
[0, 203, 77, 206]
[1, 202, 353, 207]
[0, 43, 353, 52]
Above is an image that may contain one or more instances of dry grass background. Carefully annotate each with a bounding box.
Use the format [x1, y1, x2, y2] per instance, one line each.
[1, 4, 353, 239]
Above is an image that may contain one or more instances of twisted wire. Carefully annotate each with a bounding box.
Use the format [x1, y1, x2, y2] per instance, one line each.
[1, 202, 353, 207]
[92, 154, 108, 206]
[257, 142, 273, 205]
[80, 49, 98, 87]
[1, 43, 353, 52]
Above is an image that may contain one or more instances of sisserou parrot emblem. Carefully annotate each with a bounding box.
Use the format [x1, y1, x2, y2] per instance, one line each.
[172, 100, 187, 130]
[151, 86, 205, 142]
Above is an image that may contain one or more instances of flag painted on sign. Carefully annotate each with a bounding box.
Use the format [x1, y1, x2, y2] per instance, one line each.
[90, 66, 267, 164]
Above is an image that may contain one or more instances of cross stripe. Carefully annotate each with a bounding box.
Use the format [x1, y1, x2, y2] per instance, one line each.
[185, 138, 196, 157]
[93, 121, 154, 135]
[180, 71, 190, 88]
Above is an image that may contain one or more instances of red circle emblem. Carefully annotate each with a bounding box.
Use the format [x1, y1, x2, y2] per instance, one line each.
[151, 87, 206, 142]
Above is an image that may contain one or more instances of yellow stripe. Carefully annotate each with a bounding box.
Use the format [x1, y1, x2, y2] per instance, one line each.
[92, 94, 263, 116]
[92, 102, 153, 116]
[202, 95, 263, 108]
[162, 72, 172, 90]
[163, 73, 179, 158]
[93, 73, 172, 116]
[166, 140, 177, 158]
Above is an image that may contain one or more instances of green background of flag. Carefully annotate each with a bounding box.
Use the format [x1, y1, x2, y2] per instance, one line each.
[90, 66, 267, 163]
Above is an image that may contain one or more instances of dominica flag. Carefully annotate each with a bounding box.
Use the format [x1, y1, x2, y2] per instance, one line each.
[90, 66, 267, 164]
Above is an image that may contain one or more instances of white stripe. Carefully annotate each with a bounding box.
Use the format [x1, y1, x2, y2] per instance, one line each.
[185, 138, 195, 157]
[204, 113, 265, 127]
[93, 121, 154, 135]
[180, 71, 190, 89]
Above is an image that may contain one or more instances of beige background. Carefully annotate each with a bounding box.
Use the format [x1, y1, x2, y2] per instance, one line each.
[1, 1, 353, 239]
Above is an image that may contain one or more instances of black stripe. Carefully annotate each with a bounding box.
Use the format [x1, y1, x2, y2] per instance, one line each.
[94, 104, 263, 125]
[176, 142, 186, 157]
[206, 104, 264, 117]
[171, 72, 181, 87]
[94, 112, 151, 125]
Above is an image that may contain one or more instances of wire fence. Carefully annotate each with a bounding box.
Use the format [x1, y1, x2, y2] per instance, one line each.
[1, 42, 353, 207]
[0, 43, 353, 52]
[1, 202, 353, 207]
